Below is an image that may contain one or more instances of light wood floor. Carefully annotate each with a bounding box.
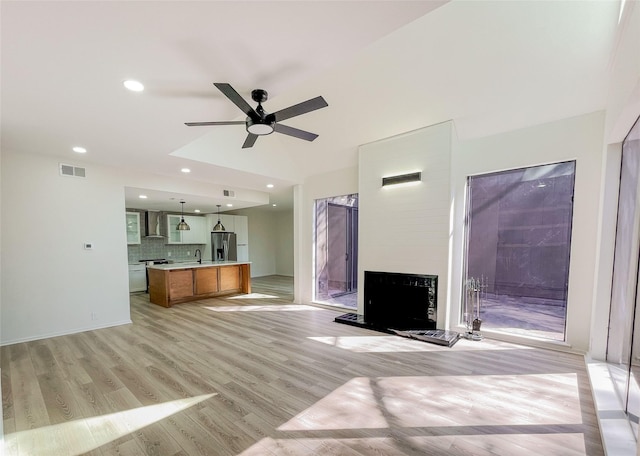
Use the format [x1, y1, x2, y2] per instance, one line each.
[2, 275, 604, 455]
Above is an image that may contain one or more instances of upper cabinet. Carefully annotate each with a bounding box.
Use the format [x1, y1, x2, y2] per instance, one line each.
[183, 216, 207, 244]
[205, 214, 246, 238]
[166, 215, 207, 244]
[126, 212, 141, 245]
[234, 216, 248, 244]
[166, 214, 182, 244]
[218, 214, 235, 233]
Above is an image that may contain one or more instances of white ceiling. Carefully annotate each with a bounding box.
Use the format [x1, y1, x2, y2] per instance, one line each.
[1, 1, 621, 212]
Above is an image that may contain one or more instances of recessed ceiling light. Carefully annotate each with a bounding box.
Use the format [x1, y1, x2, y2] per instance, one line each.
[123, 80, 144, 92]
[139, 195, 148, 199]
[266, 184, 274, 188]
[181, 168, 191, 173]
[272, 204, 277, 207]
[72, 146, 87, 153]
[194, 209, 201, 213]
[226, 204, 233, 207]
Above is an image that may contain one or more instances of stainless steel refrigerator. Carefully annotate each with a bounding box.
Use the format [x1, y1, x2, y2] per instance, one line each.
[211, 232, 237, 261]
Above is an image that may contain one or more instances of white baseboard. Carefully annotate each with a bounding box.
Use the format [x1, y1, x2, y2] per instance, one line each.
[0, 319, 133, 346]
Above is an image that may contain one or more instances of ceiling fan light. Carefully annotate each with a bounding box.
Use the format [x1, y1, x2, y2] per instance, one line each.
[246, 118, 274, 135]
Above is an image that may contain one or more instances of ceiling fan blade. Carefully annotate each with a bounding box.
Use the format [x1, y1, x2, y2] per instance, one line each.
[242, 133, 258, 148]
[214, 83, 259, 120]
[185, 121, 245, 126]
[274, 123, 319, 142]
[272, 96, 328, 122]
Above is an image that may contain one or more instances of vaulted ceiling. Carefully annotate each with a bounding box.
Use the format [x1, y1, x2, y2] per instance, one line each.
[1, 1, 620, 212]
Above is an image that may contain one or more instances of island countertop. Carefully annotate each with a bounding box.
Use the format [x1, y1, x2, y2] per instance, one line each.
[147, 261, 251, 307]
[147, 260, 251, 271]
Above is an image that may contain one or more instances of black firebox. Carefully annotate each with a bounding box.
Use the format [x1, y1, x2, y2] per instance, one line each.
[363, 270, 437, 330]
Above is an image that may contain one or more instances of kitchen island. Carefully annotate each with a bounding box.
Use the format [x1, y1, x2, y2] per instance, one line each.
[147, 261, 251, 307]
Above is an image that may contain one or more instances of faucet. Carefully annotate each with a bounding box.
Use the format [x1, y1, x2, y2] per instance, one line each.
[194, 249, 202, 264]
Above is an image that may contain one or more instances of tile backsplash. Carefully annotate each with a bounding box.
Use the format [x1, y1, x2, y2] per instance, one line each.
[127, 237, 205, 263]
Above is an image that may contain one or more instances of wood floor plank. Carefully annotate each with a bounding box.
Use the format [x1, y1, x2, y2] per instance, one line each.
[8, 349, 50, 431]
[1, 347, 15, 431]
[102, 387, 183, 456]
[1, 275, 605, 455]
[46, 337, 93, 384]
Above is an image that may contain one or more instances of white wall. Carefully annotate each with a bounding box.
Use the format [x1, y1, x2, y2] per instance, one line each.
[276, 210, 294, 276]
[357, 122, 453, 325]
[226, 207, 278, 277]
[294, 166, 358, 304]
[451, 111, 605, 353]
[208, 205, 293, 278]
[1, 150, 131, 344]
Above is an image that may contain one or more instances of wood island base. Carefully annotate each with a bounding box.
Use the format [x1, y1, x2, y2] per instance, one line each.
[148, 262, 251, 307]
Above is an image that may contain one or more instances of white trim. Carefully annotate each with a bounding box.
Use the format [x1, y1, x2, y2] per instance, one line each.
[586, 358, 637, 456]
[0, 319, 132, 346]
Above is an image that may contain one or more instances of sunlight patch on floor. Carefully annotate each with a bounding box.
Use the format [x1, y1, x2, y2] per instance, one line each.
[205, 304, 323, 312]
[238, 433, 587, 455]
[308, 335, 534, 353]
[3, 393, 216, 456]
[278, 374, 582, 431]
[225, 293, 280, 299]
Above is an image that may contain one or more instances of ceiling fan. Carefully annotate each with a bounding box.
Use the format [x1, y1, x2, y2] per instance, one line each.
[185, 83, 328, 149]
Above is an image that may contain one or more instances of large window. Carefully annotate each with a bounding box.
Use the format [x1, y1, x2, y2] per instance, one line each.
[608, 115, 640, 437]
[463, 161, 576, 341]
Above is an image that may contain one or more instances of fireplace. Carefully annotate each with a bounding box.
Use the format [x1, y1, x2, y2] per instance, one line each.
[364, 271, 437, 330]
[335, 271, 459, 346]
[334, 271, 437, 330]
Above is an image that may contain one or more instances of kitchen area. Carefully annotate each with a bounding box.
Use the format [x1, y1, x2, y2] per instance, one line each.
[126, 209, 250, 303]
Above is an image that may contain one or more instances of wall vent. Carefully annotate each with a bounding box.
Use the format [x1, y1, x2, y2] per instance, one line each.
[59, 163, 86, 178]
[223, 189, 236, 198]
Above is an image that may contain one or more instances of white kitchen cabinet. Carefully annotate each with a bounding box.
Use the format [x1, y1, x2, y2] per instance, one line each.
[218, 214, 235, 232]
[166, 215, 207, 244]
[128, 264, 146, 292]
[234, 215, 248, 244]
[182, 216, 207, 244]
[166, 214, 183, 244]
[126, 212, 141, 245]
[237, 244, 249, 262]
[234, 215, 249, 261]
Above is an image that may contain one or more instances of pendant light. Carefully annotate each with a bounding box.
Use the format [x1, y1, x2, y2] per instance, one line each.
[176, 200, 191, 231]
[212, 204, 226, 232]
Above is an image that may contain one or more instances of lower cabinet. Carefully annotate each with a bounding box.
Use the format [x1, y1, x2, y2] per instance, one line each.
[219, 265, 240, 291]
[195, 267, 219, 294]
[169, 270, 194, 299]
[128, 264, 146, 292]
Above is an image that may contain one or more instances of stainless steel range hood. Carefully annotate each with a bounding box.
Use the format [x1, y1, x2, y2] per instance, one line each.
[144, 211, 165, 237]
